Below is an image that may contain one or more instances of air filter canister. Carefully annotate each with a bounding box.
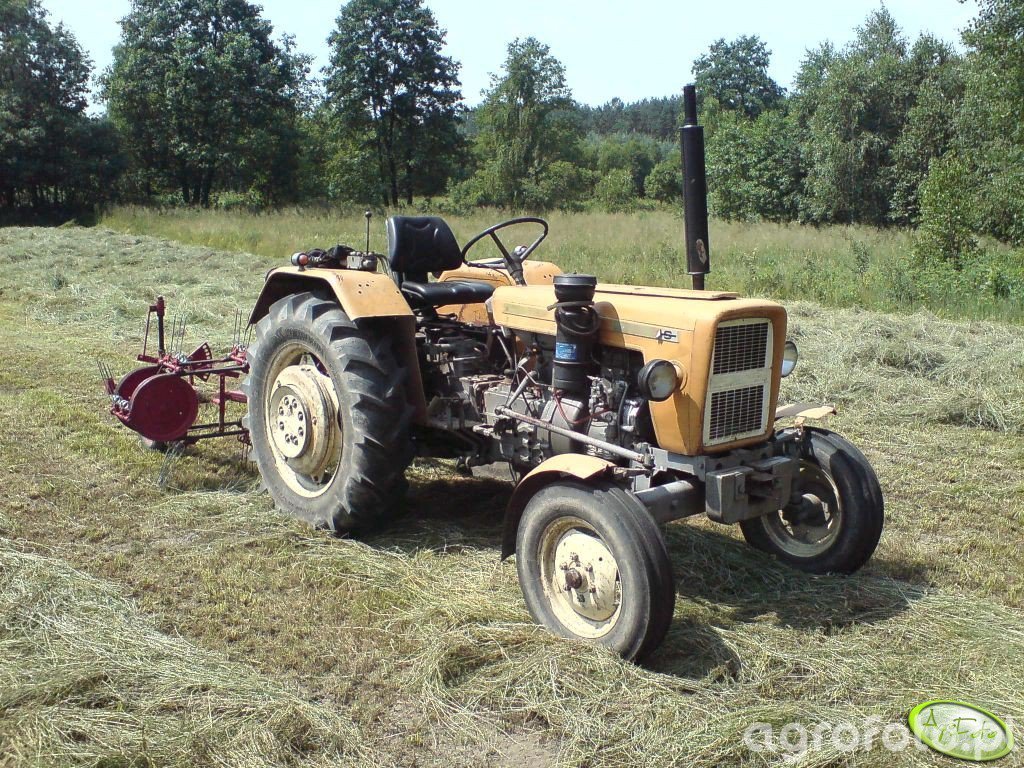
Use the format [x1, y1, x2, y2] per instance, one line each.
[551, 274, 600, 393]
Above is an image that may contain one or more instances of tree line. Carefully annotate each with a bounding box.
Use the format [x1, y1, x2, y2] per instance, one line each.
[1, 0, 1022, 265]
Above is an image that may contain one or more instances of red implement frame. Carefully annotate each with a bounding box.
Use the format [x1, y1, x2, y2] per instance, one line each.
[100, 296, 251, 445]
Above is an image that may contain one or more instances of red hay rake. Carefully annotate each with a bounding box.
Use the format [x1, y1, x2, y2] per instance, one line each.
[100, 296, 250, 446]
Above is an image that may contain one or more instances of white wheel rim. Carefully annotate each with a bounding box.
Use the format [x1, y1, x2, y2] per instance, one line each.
[538, 516, 621, 639]
[262, 342, 342, 499]
[762, 461, 843, 558]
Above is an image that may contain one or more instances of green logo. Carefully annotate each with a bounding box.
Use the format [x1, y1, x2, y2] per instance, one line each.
[909, 700, 1013, 761]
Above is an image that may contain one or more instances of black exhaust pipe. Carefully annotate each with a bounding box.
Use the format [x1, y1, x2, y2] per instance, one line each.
[680, 84, 710, 290]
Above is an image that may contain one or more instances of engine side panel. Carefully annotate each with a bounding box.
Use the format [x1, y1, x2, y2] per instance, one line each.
[490, 284, 787, 456]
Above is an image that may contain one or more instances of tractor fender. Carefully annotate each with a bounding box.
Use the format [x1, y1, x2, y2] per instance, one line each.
[248, 267, 427, 423]
[500, 454, 617, 560]
[249, 266, 413, 324]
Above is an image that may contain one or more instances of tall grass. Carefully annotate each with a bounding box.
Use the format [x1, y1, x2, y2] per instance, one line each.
[100, 205, 1024, 322]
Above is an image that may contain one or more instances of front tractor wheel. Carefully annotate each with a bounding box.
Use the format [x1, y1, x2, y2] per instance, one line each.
[516, 481, 675, 661]
[739, 428, 884, 574]
[243, 292, 413, 533]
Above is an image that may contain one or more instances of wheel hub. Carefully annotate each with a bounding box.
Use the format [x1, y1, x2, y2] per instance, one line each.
[271, 390, 310, 458]
[783, 493, 830, 528]
[764, 462, 843, 556]
[267, 365, 338, 477]
[553, 530, 619, 623]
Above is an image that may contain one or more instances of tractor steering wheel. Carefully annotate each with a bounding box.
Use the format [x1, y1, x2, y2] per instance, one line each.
[461, 217, 548, 286]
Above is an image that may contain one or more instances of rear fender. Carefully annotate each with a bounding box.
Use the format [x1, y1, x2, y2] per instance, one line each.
[500, 454, 617, 559]
[248, 267, 426, 422]
[249, 267, 412, 323]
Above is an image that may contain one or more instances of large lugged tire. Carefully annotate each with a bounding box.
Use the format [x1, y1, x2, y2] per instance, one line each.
[739, 428, 884, 574]
[515, 480, 675, 662]
[242, 292, 413, 533]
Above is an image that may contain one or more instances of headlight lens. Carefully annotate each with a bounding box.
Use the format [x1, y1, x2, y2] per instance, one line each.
[781, 340, 799, 377]
[637, 359, 679, 401]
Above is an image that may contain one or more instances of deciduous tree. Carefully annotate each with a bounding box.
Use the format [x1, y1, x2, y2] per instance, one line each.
[693, 36, 784, 120]
[472, 37, 581, 209]
[0, 0, 121, 215]
[103, 0, 308, 207]
[325, 0, 463, 206]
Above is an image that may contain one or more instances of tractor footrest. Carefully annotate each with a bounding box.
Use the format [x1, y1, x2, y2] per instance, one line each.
[211, 390, 247, 405]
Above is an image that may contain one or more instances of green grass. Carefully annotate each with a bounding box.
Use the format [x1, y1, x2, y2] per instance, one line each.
[1, 224, 1023, 766]
[100, 205, 1024, 322]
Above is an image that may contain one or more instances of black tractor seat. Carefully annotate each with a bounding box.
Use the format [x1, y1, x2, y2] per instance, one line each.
[400, 279, 495, 309]
[387, 215, 496, 311]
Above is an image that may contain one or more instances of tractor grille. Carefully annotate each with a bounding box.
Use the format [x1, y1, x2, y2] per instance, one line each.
[704, 319, 773, 446]
[708, 386, 765, 441]
[712, 322, 770, 374]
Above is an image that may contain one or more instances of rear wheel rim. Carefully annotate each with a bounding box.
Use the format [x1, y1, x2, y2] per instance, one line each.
[538, 515, 621, 639]
[762, 461, 843, 558]
[262, 341, 342, 499]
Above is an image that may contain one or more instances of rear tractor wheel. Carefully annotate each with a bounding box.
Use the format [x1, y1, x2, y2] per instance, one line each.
[243, 292, 413, 533]
[515, 481, 675, 661]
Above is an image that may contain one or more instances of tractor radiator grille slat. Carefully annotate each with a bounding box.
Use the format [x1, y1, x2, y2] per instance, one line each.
[712, 322, 770, 374]
[708, 386, 765, 441]
[704, 319, 773, 446]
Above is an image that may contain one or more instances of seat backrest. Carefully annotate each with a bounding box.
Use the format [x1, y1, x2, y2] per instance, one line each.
[386, 216, 462, 283]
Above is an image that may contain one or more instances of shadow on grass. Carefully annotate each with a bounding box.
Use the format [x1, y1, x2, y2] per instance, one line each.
[662, 521, 920, 632]
[369, 473, 512, 550]
[149, 440, 262, 492]
[159, 459, 920, 679]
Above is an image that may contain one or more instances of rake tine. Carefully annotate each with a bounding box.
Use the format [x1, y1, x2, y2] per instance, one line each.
[97, 360, 115, 394]
[170, 314, 183, 355]
[178, 318, 187, 355]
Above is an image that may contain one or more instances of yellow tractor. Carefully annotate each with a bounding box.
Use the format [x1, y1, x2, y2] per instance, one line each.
[107, 87, 882, 661]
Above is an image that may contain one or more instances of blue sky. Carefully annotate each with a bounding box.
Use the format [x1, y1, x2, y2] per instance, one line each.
[41, 0, 977, 109]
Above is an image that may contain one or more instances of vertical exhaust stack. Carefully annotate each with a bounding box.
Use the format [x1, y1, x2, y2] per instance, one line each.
[680, 84, 710, 290]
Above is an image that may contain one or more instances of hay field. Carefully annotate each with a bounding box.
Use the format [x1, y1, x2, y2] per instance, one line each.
[1, 224, 1023, 767]
[101, 205, 1024, 322]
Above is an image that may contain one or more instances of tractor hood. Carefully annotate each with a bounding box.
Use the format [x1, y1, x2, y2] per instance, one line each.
[490, 283, 783, 340]
[490, 283, 789, 457]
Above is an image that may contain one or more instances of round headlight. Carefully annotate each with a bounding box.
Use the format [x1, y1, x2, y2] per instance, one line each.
[637, 359, 679, 401]
[781, 340, 799, 377]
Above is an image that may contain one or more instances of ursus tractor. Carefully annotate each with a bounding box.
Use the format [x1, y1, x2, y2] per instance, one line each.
[103, 87, 882, 661]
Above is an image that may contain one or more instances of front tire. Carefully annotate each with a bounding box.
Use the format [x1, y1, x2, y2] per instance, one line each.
[515, 481, 675, 661]
[243, 292, 413, 533]
[739, 428, 883, 574]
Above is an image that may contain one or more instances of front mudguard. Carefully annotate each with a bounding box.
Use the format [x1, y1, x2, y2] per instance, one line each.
[500, 454, 617, 559]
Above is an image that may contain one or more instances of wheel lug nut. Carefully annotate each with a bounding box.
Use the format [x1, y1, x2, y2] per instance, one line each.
[564, 569, 583, 591]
